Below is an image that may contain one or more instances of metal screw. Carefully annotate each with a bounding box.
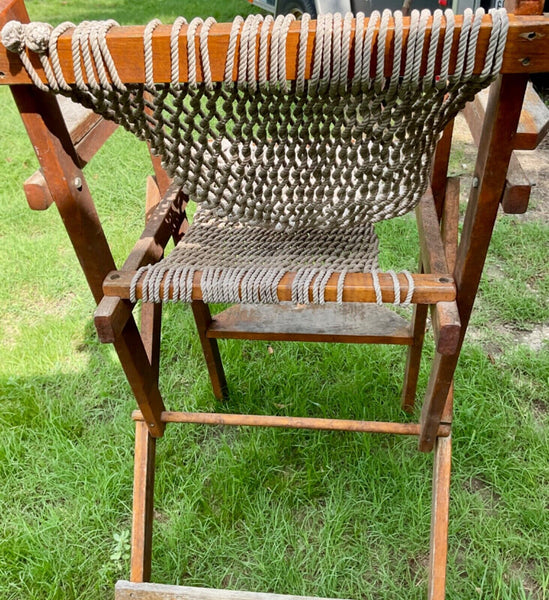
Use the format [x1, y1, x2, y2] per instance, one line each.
[149, 423, 155, 428]
[74, 177, 83, 190]
[521, 57, 531, 66]
[472, 177, 479, 188]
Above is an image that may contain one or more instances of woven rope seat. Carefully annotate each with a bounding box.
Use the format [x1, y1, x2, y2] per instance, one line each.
[2, 8, 508, 305]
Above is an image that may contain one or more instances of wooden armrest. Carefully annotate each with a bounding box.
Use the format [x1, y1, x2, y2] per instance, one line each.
[416, 191, 462, 355]
[93, 182, 187, 343]
[24, 97, 118, 210]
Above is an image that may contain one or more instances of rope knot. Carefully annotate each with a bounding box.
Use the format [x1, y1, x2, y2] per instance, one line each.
[25, 22, 53, 53]
[1, 20, 26, 53]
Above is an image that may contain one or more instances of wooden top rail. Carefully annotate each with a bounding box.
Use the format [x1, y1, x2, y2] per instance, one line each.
[1, 15, 548, 86]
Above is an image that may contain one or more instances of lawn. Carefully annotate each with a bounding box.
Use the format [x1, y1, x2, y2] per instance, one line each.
[0, 1, 548, 599]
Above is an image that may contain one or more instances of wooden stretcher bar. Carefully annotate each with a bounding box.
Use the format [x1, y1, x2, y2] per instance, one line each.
[1, 14, 548, 85]
[132, 409, 452, 436]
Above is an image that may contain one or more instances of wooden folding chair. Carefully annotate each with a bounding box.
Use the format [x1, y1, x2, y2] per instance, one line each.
[1, 0, 547, 597]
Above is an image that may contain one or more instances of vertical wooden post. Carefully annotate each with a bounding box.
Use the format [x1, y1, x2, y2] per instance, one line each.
[430, 121, 455, 219]
[141, 176, 164, 383]
[402, 119, 455, 412]
[428, 435, 452, 600]
[131, 420, 157, 582]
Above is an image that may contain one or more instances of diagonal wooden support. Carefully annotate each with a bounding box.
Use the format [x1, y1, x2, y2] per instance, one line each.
[419, 73, 529, 452]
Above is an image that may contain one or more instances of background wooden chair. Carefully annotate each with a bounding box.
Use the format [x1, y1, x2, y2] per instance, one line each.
[1, 1, 547, 598]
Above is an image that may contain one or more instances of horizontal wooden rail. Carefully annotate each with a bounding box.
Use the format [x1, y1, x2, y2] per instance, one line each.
[116, 581, 350, 600]
[1, 16, 548, 86]
[103, 270, 455, 304]
[132, 410, 452, 436]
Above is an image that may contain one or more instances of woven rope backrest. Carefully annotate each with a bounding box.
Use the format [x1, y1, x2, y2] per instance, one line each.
[2, 9, 508, 231]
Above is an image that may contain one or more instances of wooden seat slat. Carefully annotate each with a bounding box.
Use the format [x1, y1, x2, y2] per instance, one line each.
[103, 270, 456, 304]
[207, 303, 413, 345]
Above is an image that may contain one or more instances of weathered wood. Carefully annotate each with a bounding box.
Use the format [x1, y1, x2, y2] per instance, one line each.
[116, 581, 352, 600]
[131, 421, 156, 583]
[93, 183, 187, 343]
[123, 183, 187, 272]
[207, 303, 412, 345]
[24, 114, 117, 210]
[401, 301, 429, 413]
[428, 435, 452, 600]
[132, 409, 451, 437]
[11, 87, 115, 304]
[506, 0, 545, 14]
[431, 302, 461, 356]
[141, 175, 164, 382]
[416, 193, 461, 356]
[463, 82, 549, 151]
[462, 82, 544, 214]
[104, 270, 455, 304]
[416, 192, 451, 275]
[2, 16, 549, 87]
[430, 120, 455, 218]
[23, 169, 52, 211]
[23, 96, 111, 211]
[113, 318, 166, 437]
[441, 177, 460, 273]
[420, 73, 529, 452]
[94, 296, 133, 344]
[191, 301, 228, 401]
[500, 153, 532, 214]
[56, 95, 104, 145]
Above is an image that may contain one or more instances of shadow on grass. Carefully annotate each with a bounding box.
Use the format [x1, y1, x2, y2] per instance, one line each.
[1, 308, 548, 600]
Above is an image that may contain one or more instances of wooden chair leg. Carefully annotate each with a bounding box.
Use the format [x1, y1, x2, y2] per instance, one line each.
[428, 434, 452, 600]
[131, 420, 157, 583]
[401, 303, 428, 412]
[191, 301, 228, 400]
[419, 352, 457, 452]
[141, 303, 162, 383]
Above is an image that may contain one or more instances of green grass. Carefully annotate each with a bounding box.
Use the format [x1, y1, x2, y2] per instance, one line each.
[1, 2, 548, 599]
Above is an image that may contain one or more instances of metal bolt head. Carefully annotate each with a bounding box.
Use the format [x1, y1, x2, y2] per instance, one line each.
[74, 177, 83, 190]
[472, 177, 479, 188]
